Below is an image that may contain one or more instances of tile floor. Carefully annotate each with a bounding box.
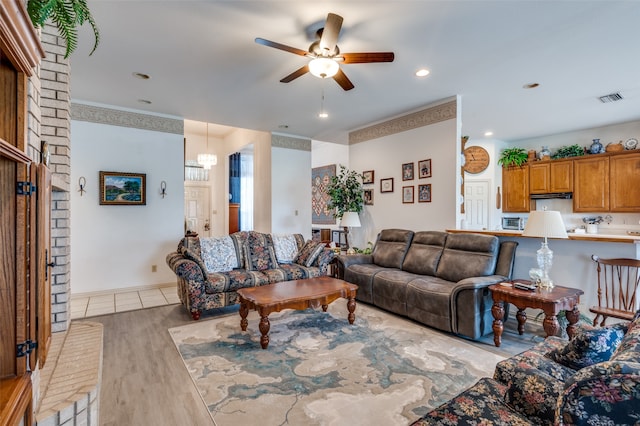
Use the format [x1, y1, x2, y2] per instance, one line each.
[70, 284, 180, 319]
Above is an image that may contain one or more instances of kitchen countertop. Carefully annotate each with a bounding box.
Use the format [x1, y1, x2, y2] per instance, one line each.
[446, 229, 640, 244]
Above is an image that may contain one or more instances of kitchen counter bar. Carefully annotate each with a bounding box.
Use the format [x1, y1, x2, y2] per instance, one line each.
[446, 229, 640, 244]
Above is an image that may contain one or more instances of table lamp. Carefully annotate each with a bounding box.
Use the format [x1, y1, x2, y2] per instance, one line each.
[522, 208, 568, 289]
[340, 212, 361, 255]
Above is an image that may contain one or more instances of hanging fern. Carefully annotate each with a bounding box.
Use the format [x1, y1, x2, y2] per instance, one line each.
[28, 0, 100, 58]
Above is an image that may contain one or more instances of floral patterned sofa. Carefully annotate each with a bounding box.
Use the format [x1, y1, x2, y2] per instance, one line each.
[166, 231, 334, 319]
[412, 310, 640, 425]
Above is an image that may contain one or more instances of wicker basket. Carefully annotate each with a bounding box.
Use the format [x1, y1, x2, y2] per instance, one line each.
[606, 142, 624, 152]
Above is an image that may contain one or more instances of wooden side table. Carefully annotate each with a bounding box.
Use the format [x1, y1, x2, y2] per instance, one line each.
[489, 281, 584, 347]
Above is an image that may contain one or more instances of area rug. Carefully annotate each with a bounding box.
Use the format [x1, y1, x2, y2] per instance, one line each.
[169, 302, 505, 426]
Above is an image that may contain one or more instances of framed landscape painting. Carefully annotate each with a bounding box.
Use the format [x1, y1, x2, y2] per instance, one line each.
[99, 171, 146, 205]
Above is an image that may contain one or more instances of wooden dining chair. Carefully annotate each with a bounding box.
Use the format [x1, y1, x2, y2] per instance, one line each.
[590, 255, 640, 326]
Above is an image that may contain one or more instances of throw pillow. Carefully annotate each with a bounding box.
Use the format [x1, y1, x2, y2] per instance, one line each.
[546, 322, 628, 370]
[294, 240, 324, 267]
[243, 232, 278, 271]
[200, 236, 239, 273]
[272, 234, 299, 264]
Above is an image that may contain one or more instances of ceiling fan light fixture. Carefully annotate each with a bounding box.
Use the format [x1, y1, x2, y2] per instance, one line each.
[309, 57, 339, 79]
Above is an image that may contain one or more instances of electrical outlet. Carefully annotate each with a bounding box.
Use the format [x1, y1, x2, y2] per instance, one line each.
[151, 265, 157, 272]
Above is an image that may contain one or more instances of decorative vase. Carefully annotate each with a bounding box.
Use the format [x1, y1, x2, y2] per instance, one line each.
[538, 146, 551, 160]
[589, 139, 604, 154]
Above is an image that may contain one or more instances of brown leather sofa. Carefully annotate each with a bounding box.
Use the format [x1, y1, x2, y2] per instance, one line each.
[335, 229, 518, 340]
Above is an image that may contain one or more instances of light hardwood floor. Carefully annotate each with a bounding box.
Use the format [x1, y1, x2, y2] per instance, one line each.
[78, 304, 545, 426]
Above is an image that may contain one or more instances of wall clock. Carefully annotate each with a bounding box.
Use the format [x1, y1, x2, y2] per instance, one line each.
[463, 146, 490, 174]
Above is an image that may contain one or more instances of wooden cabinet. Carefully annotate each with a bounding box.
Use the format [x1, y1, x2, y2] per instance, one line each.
[610, 152, 640, 212]
[502, 165, 532, 212]
[529, 160, 573, 193]
[573, 156, 609, 212]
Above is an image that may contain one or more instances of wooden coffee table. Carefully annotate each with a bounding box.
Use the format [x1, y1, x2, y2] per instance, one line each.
[490, 281, 584, 347]
[236, 276, 358, 349]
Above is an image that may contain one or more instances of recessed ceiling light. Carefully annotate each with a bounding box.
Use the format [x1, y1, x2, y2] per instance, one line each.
[484, 131, 493, 137]
[523, 83, 539, 89]
[133, 72, 150, 80]
[415, 69, 430, 77]
[137, 99, 152, 104]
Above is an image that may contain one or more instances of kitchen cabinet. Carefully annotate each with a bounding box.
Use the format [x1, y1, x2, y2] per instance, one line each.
[529, 160, 573, 193]
[502, 165, 532, 212]
[573, 155, 609, 212]
[610, 152, 640, 212]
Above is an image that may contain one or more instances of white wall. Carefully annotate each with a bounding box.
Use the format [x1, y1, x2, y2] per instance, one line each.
[271, 147, 312, 238]
[70, 120, 184, 294]
[349, 118, 459, 247]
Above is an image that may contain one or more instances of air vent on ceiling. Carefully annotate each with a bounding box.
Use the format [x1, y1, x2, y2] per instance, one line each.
[598, 92, 624, 103]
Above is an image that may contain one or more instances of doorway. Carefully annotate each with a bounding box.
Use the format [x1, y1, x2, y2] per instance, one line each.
[229, 145, 254, 232]
[464, 179, 491, 230]
[185, 185, 211, 237]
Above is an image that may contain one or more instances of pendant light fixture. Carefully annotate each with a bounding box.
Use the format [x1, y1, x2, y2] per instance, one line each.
[197, 122, 217, 170]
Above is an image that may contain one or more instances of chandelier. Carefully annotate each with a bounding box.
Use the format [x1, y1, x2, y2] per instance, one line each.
[197, 122, 217, 170]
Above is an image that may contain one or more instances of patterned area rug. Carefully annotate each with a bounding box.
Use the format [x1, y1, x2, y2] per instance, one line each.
[169, 302, 505, 426]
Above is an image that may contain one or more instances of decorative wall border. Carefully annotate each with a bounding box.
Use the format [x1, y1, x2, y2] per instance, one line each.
[71, 103, 184, 135]
[349, 99, 457, 144]
[271, 134, 311, 151]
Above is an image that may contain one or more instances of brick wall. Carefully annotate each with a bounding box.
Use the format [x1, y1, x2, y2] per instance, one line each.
[39, 23, 71, 333]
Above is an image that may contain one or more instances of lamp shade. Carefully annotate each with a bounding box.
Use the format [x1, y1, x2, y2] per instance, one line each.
[340, 212, 361, 228]
[308, 57, 339, 78]
[523, 210, 568, 239]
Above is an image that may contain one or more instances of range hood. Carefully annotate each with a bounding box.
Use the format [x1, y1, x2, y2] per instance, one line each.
[530, 192, 573, 200]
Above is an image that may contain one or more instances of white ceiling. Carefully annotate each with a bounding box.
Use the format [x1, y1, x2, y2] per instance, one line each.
[70, 1, 640, 144]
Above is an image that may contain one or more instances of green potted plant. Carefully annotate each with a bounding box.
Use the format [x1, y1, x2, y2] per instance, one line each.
[498, 147, 529, 168]
[27, 0, 100, 58]
[552, 144, 585, 159]
[325, 165, 364, 220]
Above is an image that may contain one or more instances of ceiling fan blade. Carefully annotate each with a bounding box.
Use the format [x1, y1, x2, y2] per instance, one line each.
[255, 38, 309, 57]
[333, 68, 354, 91]
[280, 65, 309, 83]
[319, 13, 343, 55]
[340, 52, 395, 64]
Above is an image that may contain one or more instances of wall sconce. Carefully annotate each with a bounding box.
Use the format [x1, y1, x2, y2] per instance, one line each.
[160, 181, 167, 198]
[78, 176, 86, 196]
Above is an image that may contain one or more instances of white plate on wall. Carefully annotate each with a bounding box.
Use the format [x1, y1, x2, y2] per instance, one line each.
[624, 138, 638, 150]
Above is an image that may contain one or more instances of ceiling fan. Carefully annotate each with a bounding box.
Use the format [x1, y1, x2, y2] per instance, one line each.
[255, 13, 394, 91]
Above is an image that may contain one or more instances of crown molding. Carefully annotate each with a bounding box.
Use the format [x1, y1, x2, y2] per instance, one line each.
[71, 103, 184, 135]
[349, 100, 457, 144]
[271, 134, 311, 151]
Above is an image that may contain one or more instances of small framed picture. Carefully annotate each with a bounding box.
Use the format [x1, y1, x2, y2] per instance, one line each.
[402, 162, 414, 181]
[99, 171, 146, 205]
[418, 159, 432, 179]
[418, 184, 432, 203]
[380, 177, 394, 193]
[362, 170, 374, 185]
[364, 189, 374, 205]
[402, 186, 414, 203]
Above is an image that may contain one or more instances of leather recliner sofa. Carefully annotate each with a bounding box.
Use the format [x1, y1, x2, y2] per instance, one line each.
[335, 229, 518, 340]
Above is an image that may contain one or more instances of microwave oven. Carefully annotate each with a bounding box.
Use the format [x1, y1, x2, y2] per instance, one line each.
[502, 216, 526, 230]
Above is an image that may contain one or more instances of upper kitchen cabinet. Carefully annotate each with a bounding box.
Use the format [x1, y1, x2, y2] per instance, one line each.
[610, 152, 640, 212]
[502, 165, 532, 212]
[529, 159, 573, 194]
[573, 155, 609, 212]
